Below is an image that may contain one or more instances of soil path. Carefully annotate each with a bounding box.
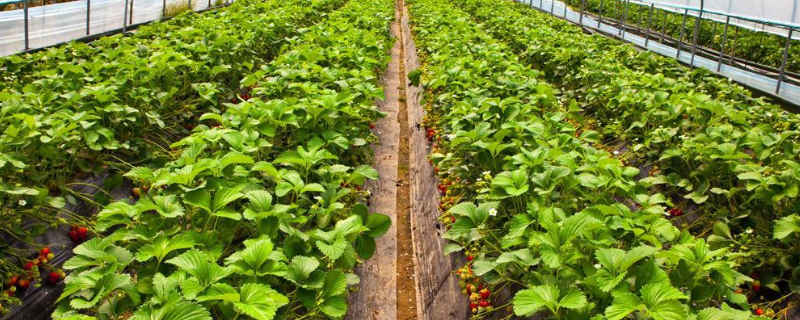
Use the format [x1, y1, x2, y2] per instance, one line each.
[347, 0, 468, 318]
[345, 2, 403, 319]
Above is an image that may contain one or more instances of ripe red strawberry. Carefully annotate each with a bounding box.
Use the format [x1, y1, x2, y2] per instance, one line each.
[38, 255, 48, 264]
[470, 302, 478, 309]
[450, 216, 456, 223]
[77, 227, 88, 240]
[48, 272, 60, 285]
[40, 247, 50, 256]
[479, 300, 490, 307]
[23, 262, 34, 270]
[369, 123, 376, 129]
[17, 279, 30, 289]
[68, 230, 79, 242]
[682, 114, 688, 119]
[242, 93, 251, 101]
[755, 307, 764, 315]
[467, 256, 474, 262]
[479, 289, 490, 299]
[434, 166, 440, 173]
[8, 276, 18, 287]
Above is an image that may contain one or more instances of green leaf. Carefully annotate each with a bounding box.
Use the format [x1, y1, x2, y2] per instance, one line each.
[284, 256, 320, 285]
[407, 69, 423, 87]
[319, 296, 347, 318]
[323, 270, 348, 299]
[349, 165, 379, 185]
[774, 215, 800, 240]
[605, 292, 642, 320]
[226, 237, 276, 276]
[196, 283, 239, 303]
[234, 283, 289, 320]
[316, 238, 347, 260]
[365, 213, 391, 237]
[513, 285, 586, 316]
[136, 234, 194, 263]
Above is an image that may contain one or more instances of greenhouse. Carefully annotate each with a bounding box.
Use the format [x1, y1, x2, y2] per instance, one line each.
[0, 0, 799, 318]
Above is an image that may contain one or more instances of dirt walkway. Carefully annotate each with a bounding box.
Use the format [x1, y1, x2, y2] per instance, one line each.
[344, 2, 403, 319]
[347, 0, 468, 318]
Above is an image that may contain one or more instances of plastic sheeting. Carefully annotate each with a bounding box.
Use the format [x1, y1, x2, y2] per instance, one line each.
[0, 0, 226, 57]
[625, 0, 799, 39]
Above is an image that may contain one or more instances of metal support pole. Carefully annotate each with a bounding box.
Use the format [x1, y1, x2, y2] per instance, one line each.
[729, 27, 738, 64]
[617, 0, 625, 35]
[550, 0, 555, 15]
[580, 0, 585, 26]
[162, 0, 166, 17]
[621, 0, 629, 38]
[717, 16, 730, 72]
[689, 1, 704, 68]
[122, 0, 129, 33]
[86, 0, 91, 35]
[644, 4, 653, 47]
[660, 9, 666, 43]
[540, 0, 543, 9]
[676, 9, 688, 58]
[129, 0, 134, 25]
[776, 28, 794, 94]
[710, 18, 717, 39]
[598, 0, 604, 27]
[636, 5, 642, 32]
[188, 0, 192, 10]
[563, 0, 567, 18]
[23, 1, 29, 50]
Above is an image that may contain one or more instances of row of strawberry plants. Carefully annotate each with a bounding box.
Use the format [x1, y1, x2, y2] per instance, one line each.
[457, 0, 800, 307]
[560, 0, 800, 74]
[0, 0, 332, 187]
[0, 0, 345, 314]
[50, 0, 394, 318]
[406, 0, 768, 318]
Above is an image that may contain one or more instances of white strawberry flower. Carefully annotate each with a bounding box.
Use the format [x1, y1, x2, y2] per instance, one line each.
[18, 199, 27, 206]
[489, 208, 498, 217]
[594, 263, 602, 269]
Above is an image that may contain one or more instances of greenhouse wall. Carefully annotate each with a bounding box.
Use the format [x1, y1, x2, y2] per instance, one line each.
[0, 0, 225, 56]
